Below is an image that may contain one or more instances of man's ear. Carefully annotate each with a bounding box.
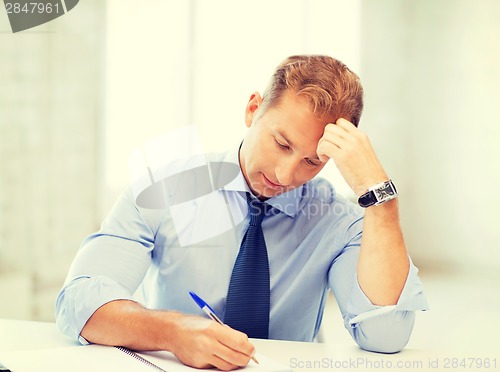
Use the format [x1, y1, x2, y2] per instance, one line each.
[244, 92, 263, 128]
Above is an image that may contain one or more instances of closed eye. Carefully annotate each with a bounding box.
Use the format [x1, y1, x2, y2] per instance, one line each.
[305, 158, 321, 167]
[275, 139, 290, 151]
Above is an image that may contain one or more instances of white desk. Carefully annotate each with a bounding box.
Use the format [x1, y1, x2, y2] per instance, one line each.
[0, 319, 497, 371]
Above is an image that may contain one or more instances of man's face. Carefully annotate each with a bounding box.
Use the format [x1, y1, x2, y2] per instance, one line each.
[239, 91, 327, 200]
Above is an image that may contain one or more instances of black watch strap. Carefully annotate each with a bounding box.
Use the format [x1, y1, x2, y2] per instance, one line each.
[358, 190, 377, 208]
[358, 180, 398, 208]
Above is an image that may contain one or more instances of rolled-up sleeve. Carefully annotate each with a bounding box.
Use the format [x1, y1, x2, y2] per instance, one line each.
[55, 188, 157, 342]
[328, 235, 428, 353]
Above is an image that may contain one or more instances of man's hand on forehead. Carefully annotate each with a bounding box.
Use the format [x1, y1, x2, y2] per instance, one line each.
[316, 118, 388, 196]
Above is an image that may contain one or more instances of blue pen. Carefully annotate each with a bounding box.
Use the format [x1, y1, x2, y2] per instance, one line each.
[188, 291, 259, 364]
[189, 291, 224, 324]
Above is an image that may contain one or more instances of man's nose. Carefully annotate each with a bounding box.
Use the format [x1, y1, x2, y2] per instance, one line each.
[276, 157, 298, 186]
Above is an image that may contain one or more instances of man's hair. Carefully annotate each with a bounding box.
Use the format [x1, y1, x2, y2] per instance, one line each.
[261, 55, 364, 126]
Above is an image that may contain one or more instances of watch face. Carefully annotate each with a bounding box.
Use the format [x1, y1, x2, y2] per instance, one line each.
[374, 183, 395, 201]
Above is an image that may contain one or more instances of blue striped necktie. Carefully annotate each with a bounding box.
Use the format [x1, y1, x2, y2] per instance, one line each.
[224, 193, 270, 339]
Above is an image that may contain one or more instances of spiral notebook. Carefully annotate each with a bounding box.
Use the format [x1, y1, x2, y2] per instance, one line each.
[0, 344, 291, 372]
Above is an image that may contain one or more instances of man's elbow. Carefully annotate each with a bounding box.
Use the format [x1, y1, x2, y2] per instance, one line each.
[351, 311, 416, 354]
[55, 288, 76, 339]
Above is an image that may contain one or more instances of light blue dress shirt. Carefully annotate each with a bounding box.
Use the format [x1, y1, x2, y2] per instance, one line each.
[56, 147, 428, 353]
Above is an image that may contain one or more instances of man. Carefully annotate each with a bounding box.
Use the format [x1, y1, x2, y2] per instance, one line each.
[56, 55, 427, 370]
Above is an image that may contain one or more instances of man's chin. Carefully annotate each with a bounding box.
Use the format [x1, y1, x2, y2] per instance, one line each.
[251, 183, 292, 200]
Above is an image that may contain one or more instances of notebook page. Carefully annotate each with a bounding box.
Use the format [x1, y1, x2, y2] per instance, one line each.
[0, 344, 291, 372]
[0, 345, 149, 372]
[139, 349, 291, 372]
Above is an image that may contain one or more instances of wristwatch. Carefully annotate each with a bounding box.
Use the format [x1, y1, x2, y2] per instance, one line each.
[358, 180, 398, 208]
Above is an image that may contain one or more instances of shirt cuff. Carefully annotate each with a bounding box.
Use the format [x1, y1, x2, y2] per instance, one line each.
[346, 258, 429, 327]
[78, 335, 90, 345]
[57, 275, 135, 342]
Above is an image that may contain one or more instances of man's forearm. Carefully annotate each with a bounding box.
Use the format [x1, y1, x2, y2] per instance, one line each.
[79, 299, 256, 370]
[80, 299, 181, 351]
[357, 199, 410, 306]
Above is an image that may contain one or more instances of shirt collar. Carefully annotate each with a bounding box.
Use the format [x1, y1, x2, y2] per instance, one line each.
[221, 145, 303, 217]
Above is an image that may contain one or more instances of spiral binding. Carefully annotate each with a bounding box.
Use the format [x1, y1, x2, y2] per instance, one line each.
[115, 346, 167, 371]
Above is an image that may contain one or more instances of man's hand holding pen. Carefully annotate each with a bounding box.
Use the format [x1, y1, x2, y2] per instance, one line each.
[170, 314, 255, 371]
[178, 291, 258, 370]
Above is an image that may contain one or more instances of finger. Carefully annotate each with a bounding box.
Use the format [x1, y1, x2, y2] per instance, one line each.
[213, 342, 251, 368]
[209, 354, 242, 371]
[206, 335, 252, 370]
[324, 122, 349, 139]
[217, 328, 255, 362]
[333, 119, 372, 151]
[317, 152, 330, 164]
[335, 117, 357, 132]
[321, 124, 353, 149]
[317, 138, 342, 162]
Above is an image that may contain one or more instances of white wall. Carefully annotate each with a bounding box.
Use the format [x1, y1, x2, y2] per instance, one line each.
[0, 1, 105, 320]
[103, 1, 193, 213]
[360, 0, 500, 273]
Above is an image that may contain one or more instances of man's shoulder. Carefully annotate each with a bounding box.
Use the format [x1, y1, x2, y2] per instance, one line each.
[304, 177, 337, 204]
[302, 177, 362, 213]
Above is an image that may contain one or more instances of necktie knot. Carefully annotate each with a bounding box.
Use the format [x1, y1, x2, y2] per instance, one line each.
[246, 193, 269, 226]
